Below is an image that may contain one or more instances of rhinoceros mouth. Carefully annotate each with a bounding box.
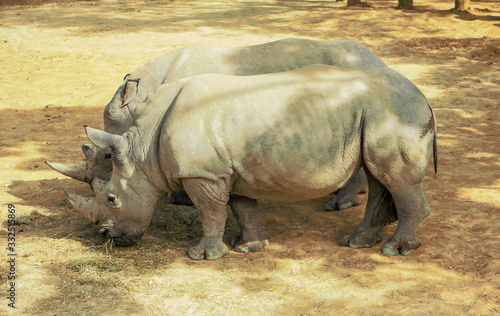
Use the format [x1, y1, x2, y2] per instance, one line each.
[98, 226, 141, 246]
[112, 236, 138, 246]
[98, 227, 112, 238]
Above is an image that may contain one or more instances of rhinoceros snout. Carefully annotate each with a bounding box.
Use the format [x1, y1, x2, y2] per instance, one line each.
[97, 226, 142, 246]
[98, 227, 110, 238]
[112, 235, 140, 247]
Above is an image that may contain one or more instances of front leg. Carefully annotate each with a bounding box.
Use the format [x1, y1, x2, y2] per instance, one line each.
[229, 195, 269, 253]
[182, 178, 230, 260]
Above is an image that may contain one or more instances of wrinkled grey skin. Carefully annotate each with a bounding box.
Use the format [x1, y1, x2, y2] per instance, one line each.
[65, 65, 437, 259]
[48, 38, 387, 209]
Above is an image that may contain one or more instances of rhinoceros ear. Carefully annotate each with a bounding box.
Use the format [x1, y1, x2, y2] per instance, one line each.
[121, 78, 140, 108]
[84, 126, 128, 152]
[81, 144, 96, 159]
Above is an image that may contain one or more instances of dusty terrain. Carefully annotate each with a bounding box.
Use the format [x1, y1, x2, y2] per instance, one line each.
[0, 0, 499, 315]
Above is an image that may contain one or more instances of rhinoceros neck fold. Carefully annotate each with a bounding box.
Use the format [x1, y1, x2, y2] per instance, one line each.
[130, 88, 182, 194]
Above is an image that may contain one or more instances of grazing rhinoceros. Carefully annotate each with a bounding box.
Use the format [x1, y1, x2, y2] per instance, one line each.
[48, 38, 387, 210]
[64, 65, 437, 258]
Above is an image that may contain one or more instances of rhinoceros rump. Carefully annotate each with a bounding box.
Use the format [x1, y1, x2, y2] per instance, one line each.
[65, 65, 437, 258]
[48, 38, 387, 210]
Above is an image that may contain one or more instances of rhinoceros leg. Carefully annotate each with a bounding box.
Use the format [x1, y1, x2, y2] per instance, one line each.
[325, 169, 368, 211]
[182, 178, 230, 260]
[228, 195, 269, 253]
[341, 167, 397, 248]
[343, 166, 430, 256]
[361, 125, 433, 255]
[381, 182, 430, 256]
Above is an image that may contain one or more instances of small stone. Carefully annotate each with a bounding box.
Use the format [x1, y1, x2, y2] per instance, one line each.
[16, 215, 32, 225]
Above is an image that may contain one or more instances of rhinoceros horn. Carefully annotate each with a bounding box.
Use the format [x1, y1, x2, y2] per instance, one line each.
[91, 178, 108, 195]
[63, 189, 98, 223]
[46, 161, 87, 182]
[84, 126, 128, 151]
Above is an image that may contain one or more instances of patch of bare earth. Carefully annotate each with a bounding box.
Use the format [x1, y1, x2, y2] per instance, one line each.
[0, 0, 499, 315]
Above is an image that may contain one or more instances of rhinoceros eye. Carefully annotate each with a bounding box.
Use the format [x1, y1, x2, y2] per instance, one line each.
[105, 154, 112, 159]
[106, 194, 121, 208]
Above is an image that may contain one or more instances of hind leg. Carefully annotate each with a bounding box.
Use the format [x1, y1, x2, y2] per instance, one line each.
[381, 183, 430, 255]
[229, 195, 269, 253]
[363, 128, 434, 255]
[341, 167, 397, 248]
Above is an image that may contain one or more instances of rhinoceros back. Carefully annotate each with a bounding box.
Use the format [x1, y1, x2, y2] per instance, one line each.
[159, 66, 378, 201]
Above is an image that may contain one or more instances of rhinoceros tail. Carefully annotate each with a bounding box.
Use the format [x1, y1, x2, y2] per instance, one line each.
[418, 102, 437, 175]
[426, 102, 438, 174]
[432, 127, 437, 174]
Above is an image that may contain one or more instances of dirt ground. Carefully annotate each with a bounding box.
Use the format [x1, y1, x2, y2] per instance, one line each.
[0, 0, 499, 315]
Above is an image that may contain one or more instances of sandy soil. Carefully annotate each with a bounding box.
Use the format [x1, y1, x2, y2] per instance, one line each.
[0, 0, 499, 315]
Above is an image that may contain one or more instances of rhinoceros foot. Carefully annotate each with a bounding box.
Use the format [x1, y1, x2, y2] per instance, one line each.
[382, 236, 421, 256]
[326, 194, 362, 211]
[188, 236, 229, 260]
[230, 235, 269, 253]
[326, 169, 368, 211]
[341, 230, 382, 249]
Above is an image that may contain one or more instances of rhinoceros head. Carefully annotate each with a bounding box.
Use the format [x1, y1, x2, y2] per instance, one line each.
[47, 74, 144, 185]
[64, 126, 159, 246]
[47, 144, 113, 184]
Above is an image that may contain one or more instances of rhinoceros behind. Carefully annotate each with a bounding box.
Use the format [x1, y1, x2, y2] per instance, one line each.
[65, 65, 437, 259]
[48, 38, 387, 210]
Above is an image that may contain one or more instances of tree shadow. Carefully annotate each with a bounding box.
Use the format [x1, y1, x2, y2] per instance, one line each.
[0, 106, 102, 167]
[0, 0, 96, 7]
[1, 1, 499, 313]
[377, 36, 500, 62]
[410, 5, 500, 21]
[0, 0, 498, 38]
[0, 0, 342, 38]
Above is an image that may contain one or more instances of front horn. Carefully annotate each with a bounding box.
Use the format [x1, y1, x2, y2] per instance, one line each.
[63, 189, 98, 223]
[46, 161, 87, 183]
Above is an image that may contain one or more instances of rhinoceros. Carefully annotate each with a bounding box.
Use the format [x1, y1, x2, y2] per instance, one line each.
[48, 38, 387, 210]
[64, 65, 437, 259]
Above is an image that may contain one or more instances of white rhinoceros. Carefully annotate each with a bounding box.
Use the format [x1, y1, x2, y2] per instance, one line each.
[47, 38, 387, 210]
[64, 65, 437, 259]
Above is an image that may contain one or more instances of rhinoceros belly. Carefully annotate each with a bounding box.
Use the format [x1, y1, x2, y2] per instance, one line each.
[229, 121, 363, 202]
